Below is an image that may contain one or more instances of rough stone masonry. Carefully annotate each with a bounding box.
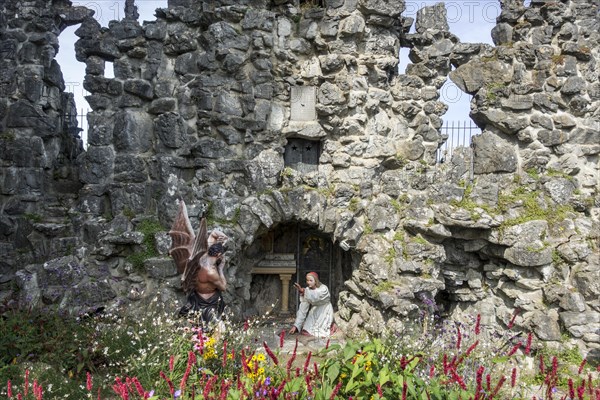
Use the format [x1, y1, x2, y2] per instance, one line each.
[0, 0, 598, 358]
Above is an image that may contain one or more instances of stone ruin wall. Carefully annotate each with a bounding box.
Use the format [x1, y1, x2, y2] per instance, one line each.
[0, 0, 598, 356]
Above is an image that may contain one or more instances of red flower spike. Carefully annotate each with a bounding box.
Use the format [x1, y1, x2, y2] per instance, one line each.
[263, 341, 279, 366]
[86, 372, 93, 391]
[568, 378, 575, 399]
[507, 342, 521, 356]
[159, 371, 174, 396]
[475, 314, 481, 335]
[578, 359, 587, 375]
[329, 381, 343, 400]
[303, 351, 312, 373]
[508, 308, 520, 329]
[279, 330, 285, 348]
[24, 370, 29, 397]
[511, 368, 517, 387]
[465, 340, 479, 356]
[402, 381, 408, 400]
[525, 332, 533, 355]
[490, 376, 506, 399]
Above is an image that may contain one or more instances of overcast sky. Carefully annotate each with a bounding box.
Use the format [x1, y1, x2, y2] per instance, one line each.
[57, 1, 506, 145]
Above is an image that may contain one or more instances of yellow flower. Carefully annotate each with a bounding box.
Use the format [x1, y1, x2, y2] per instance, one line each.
[256, 353, 266, 362]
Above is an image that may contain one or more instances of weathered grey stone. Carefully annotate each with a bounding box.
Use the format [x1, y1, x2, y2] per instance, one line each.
[559, 291, 587, 313]
[155, 112, 187, 149]
[78, 146, 115, 184]
[358, 0, 404, 17]
[537, 129, 569, 146]
[488, 220, 548, 247]
[560, 311, 600, 338]
[472, 132, 518, 174]
[543, 178, 575, 205]
[113, 110, 153, 152]
[532, 310, 562, 341]
[504, 241, 553, 267]
[450, 60, 513, 94]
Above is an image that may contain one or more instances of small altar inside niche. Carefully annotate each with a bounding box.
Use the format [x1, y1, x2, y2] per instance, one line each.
[251, 253, 296, 314]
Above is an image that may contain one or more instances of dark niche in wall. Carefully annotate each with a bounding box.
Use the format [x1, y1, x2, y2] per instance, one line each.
[284, 138, 321, 173]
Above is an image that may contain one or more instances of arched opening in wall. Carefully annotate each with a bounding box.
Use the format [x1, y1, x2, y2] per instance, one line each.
[243, 222, 357, 320]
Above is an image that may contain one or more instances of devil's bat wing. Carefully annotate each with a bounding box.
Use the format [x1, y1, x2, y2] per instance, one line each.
[168, 200, 200, 274]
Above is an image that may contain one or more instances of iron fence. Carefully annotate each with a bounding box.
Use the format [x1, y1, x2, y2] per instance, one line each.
[436, 120, 481, 164]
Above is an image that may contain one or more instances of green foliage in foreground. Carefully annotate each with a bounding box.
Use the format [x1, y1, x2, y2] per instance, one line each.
[1, 302, 598, 400]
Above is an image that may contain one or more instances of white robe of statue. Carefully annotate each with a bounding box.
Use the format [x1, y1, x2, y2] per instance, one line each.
[293, 283, 334, 338]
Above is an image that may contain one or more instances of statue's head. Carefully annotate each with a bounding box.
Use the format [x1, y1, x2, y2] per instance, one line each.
[208, 242, 225, 256]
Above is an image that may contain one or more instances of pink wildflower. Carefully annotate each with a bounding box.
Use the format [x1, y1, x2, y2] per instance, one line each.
[279, 330, 285, 348]
[329, 381, 343, 400]
[490, 376, 506, 399]
[507, 342, 521, 356]
[578, 359, 587, 375]
[525, 332, 533, 355]
[263, 341, 279, 366]
[159, 371, 174, 396]
[24, 370, 29, 396]
[508, 308, 519, 329]
[465, 340, 479, 356]
[303, 351, 312, 373]
[568, 378, 575, 399]
[86, 371, 93, 391]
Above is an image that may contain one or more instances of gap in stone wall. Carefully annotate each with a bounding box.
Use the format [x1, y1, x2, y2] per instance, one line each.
[56, 24, 90, 146]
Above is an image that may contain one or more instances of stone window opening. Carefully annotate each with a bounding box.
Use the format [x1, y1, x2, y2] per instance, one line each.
[104, 61, 115, 78]
[297, 0, 325, 9]
[283, 138, 321, 174]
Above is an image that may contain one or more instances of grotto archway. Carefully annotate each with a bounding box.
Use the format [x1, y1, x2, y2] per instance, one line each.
[241, 221, 357, 319]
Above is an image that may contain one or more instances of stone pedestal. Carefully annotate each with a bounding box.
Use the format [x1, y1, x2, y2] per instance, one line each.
[252, 253, 296, 314]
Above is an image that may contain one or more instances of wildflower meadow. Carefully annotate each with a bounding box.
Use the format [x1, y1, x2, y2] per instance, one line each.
[1, 296, 599, 400]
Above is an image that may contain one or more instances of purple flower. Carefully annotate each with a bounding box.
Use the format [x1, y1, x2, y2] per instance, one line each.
[265, 376, 271, 386]
[174, 389, 182, 398]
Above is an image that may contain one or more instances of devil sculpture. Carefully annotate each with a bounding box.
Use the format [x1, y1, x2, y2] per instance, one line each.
[169, 200, 229, 327]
